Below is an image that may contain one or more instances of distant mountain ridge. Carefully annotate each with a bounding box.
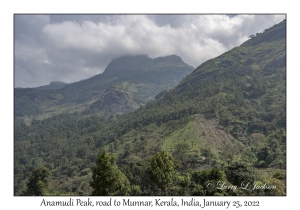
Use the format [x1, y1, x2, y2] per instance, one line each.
[36, 81, 68, 90]
[14, 54, 194, 121]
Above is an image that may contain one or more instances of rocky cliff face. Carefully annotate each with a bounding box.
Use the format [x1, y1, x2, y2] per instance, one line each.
[91, 88, 138, 114]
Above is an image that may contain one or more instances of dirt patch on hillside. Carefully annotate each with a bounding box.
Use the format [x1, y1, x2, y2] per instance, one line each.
[193, 115, 242, 153]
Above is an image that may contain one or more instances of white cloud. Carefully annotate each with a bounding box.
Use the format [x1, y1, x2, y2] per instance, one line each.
[14, 14, 286, 88]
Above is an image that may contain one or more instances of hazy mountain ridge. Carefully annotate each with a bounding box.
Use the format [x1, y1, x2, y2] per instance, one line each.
[14, 54, 194, 120]
[36, 81, 68, 90]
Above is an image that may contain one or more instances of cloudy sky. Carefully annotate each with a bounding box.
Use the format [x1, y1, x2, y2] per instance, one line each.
[14, 14, 286, 88]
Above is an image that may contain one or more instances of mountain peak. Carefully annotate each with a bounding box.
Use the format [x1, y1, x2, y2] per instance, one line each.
[102, 54, 193, 78]
[112, 54, 149, 61]
[36, 81, 68, 90]
[153, 54, 183, 63]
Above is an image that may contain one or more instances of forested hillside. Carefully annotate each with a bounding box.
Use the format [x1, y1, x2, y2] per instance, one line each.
[14, 20, 286, 196]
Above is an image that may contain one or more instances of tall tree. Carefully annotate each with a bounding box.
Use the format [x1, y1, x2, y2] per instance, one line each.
[25, 166, 50, 196]
[148, 150, 176, 195]
[90, 150, 130, 196]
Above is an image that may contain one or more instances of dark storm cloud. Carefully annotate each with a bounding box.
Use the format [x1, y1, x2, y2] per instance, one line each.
[14, 14, 285, 88]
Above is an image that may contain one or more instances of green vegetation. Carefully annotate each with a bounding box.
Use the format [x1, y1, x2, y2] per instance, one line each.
[15, 20, 286, 196]
[90, 150, 130, 196]
[25, 166, 51, 196]
[148, 151, 176, 195]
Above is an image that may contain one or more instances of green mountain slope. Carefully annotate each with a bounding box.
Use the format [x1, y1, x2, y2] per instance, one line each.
[14, 54, 194, 121]
[102, 19, 285, 148]
[95, 19, 286, 175]
[14, 20, 286, 196]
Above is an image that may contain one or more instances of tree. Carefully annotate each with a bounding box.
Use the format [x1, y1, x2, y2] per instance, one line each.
[192, 168, 223, 186]
[26, 166, 50, 196]
[191, 168, 224, 196]
[148, 150, 176, 195]
[177, 172, 191, 195]
[90, 150, 130, 196]
[256, 146, 273, 167]
[225, 162, 255, 188]
[249, 34, 255, 39]
[172, 143, 190, 162]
